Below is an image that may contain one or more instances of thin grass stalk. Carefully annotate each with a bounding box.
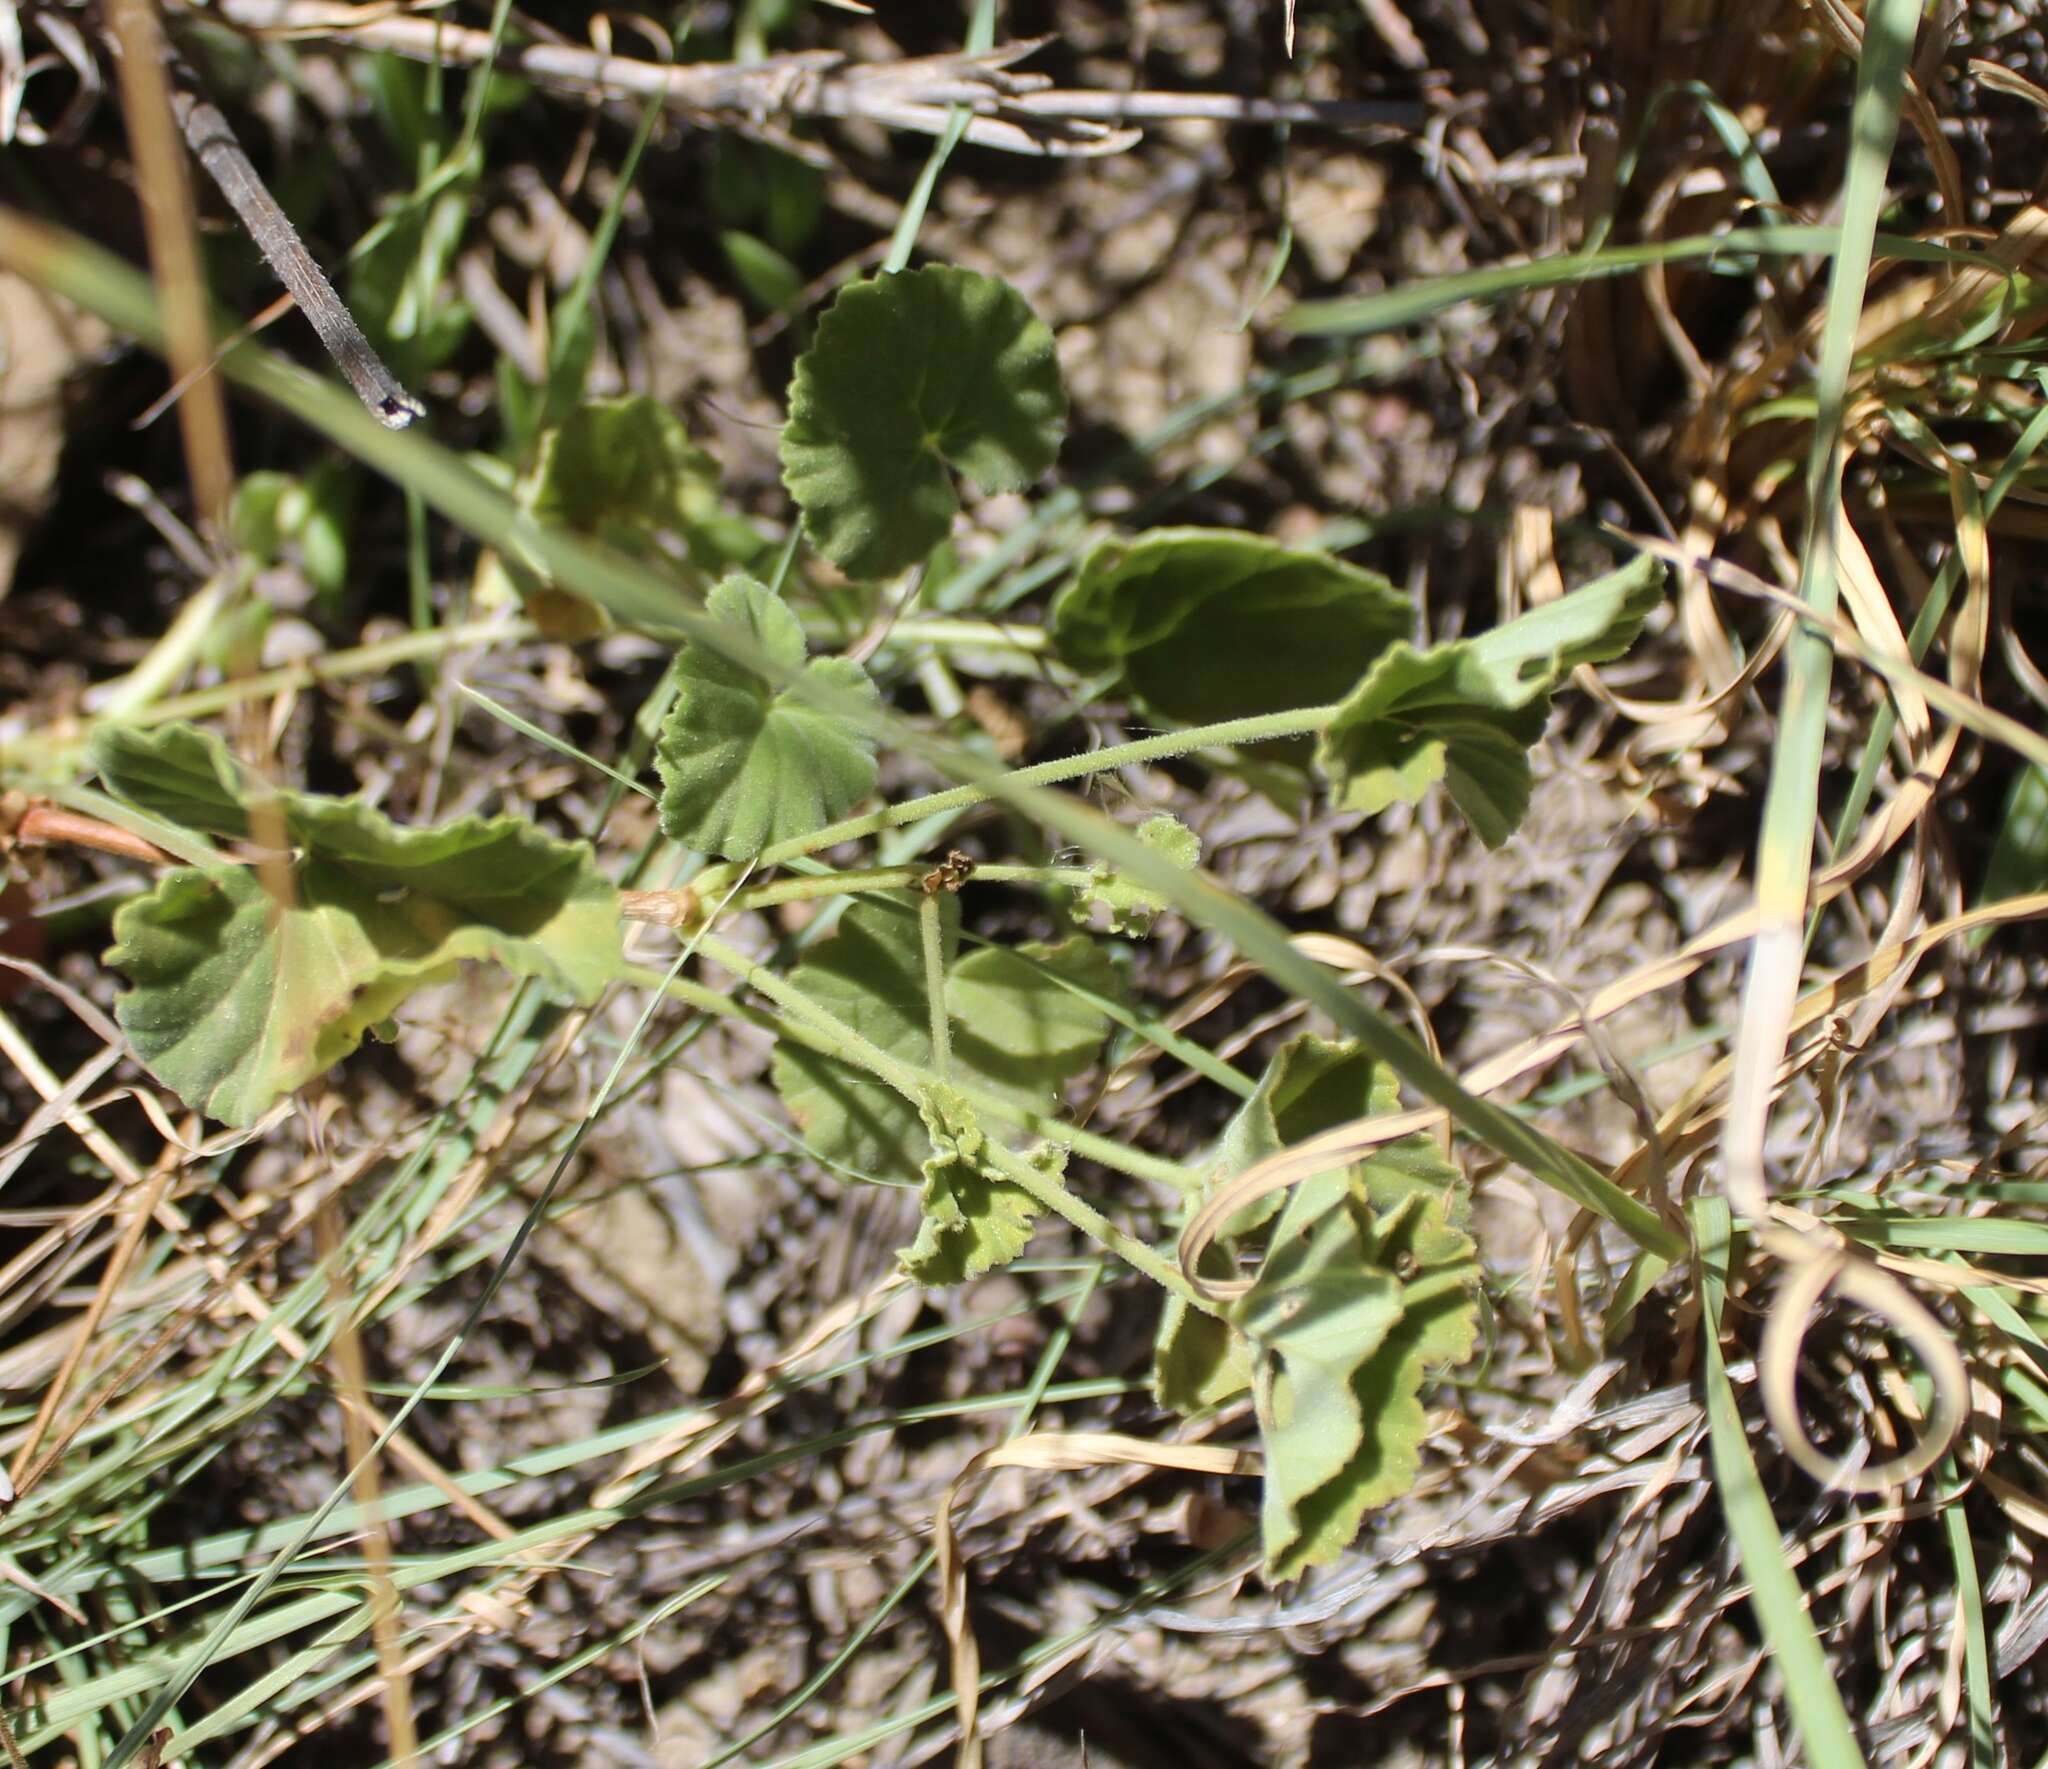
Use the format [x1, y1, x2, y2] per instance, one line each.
[106, 0, 233, 526]
[1723, 0, 1923, 1224]
[313, 1197, 418, 1766]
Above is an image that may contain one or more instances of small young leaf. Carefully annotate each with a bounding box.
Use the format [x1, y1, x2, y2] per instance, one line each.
[295, 459, 358, 599]
[1050, 528, 1409, 727]
[771, 899, 1116, 1262]
[898, 1084, 1045, 1284]
[654, 574, 881, 860]
[1315, 553, 1663, 846]
[721, 229, 804, 314]
[530, 394, 719, 537]
[96, 726, 621, 1126]
[348, 177, 475, 376]
[1077, 813, 1200, 936]
[229, 471, 293, 562]
[780, 265, 1067, 579]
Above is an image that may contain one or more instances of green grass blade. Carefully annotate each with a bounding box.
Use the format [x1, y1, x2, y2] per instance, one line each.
[1943, 1486, 1998, 1767]
[0, 208, 1683, 1262]
[881, 0, 997, 274]
[1693, 1198, 1866, 1769]
[1282, 225, 1961, 339]
[1723, 0, 1922, 1222]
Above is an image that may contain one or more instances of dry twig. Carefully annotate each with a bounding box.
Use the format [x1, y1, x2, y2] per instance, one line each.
[207, 4, 1421, 154]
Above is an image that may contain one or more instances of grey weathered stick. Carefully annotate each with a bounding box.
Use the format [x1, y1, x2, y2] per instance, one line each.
[210, 1, 1422, 153]
[164, 57, 423, 428]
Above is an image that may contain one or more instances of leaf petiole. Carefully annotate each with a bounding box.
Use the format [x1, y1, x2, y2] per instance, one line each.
[690, 928, 1214, 1310]
[920, 892, 952, 1081]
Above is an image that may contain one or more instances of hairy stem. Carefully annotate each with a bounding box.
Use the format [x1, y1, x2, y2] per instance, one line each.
[920, 892, 952, 1081]
[687, 931, 1214, 1312]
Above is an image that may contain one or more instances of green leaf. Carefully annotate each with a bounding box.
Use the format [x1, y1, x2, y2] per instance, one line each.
[95, 726, 620, 1127]
[898, 1085, 1045, 1284]
[721, 229, 804, 314]
[229, 471, 292, 562]
[529, 394, 719, 537]
[1241, 1086, 1477, 1581]
[348, 176, 474, 376]
[1150, 1032, 1480, 1580]
[654, 574, 880, 860]
[779, 265, 1067, 579]
[1241, 1188, 1408, 1581]
[1154, 1034, 1372, 1414]
[93, 720, 266, 840]
[1976, 762, 2048, 936]
[770, 898, 1115, 1201]
[771, 895, 958, 1183]
[497, 395, 727, 635]
[1049, 528, 1409, 727]
[1077, 814, 1200, 937]
[1315, 553, 1663, 846]
[1314, 644, 1549, 842]
[945, 934, 1123, 1086]
[295, 460, 357, 600]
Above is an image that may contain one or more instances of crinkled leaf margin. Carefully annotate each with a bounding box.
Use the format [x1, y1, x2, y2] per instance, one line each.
[654, 573, 880, 860]
[1152, 1033, 1482, 1581]
[899, 1085, 1049, 1284]
[1314, 554, 1664, 847]
[94, 723, 620, 1126]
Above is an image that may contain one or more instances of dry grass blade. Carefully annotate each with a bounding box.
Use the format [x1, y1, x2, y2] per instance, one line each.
[935, 1432, 1259, 1769]
[106, 0, 232, 526]
[313, 1190, 419, 1767]
[1620, 518, 2036, 755]
[1709, 25, 1987, 1519]
[1755, 1238, 1967, 1494]
[4, 1141, 175, 1499]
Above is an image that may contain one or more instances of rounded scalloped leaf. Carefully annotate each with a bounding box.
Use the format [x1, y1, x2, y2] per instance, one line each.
[655, 574, 880, 860]
[104, 801, 620, 1127]
[108, 864, 373, 1128]
[779, 265, 1067, 579]
[1049, 528, 1410, 727]
[91, 721, 262, 841]
[529, 394, 717, 536]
